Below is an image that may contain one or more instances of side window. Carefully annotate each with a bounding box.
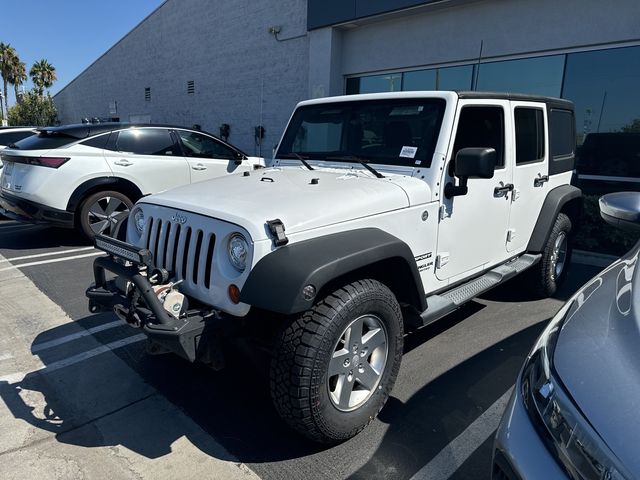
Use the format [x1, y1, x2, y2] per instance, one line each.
[515, 108, 545, 164]
[81, 133, 110, 150]
[549, 109, 575, 158]
[453, 106, 505, 168]
[177, 131, 237, 160]
[116, 129, 180, 156]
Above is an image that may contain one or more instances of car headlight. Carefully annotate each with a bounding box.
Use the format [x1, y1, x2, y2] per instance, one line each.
[132, 208, 146, 234]
[522, 298, 629, 480]
[227, 233, 249, 272]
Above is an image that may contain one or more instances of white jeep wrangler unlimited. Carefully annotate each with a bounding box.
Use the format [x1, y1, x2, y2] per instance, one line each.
[87, 91, 581, 443]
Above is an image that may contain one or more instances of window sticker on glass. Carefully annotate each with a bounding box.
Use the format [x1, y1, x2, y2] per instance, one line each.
[390, 106, 423, 116]
[400, 146, 418, 158]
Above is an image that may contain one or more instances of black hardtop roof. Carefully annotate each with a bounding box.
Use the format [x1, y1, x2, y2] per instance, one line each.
[457, 91, 574, 110]
[37, 122, 197, 139]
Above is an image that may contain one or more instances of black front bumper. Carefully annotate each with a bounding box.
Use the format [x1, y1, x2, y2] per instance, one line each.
[0, 190, 74, 227]
[86, 254, 229, 367]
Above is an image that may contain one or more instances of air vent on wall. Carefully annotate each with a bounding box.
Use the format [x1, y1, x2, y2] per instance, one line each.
[144, 87, 151, 101]
[187, 80, 195, 95]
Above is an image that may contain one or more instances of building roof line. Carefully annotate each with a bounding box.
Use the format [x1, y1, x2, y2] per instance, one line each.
[54, 0, 170, 99]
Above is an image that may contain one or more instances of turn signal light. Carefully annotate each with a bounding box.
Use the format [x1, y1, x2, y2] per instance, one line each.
[228, 284, 241, 304]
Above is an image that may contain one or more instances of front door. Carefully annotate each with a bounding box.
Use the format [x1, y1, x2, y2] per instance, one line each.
[436, 101, 514, 282]
[507, 102, 550, 252]
[174, 130, 250, 183]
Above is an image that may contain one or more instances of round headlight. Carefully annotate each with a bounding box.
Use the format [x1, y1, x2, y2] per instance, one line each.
[132, 208, 145, 234]
[228, 233, 249, 272]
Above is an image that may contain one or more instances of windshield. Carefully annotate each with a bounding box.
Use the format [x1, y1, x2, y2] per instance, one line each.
[277, 98, 446, 167]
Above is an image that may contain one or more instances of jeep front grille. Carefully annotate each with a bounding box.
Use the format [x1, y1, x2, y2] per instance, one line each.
[144, 217, 216, 290]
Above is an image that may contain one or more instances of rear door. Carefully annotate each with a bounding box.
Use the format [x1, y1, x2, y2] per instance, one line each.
[174, 129, 249, 182]
[104, 128, 191, 193]
[507, 102, 549, 253]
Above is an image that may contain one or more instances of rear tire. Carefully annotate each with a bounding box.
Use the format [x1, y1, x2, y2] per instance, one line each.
[78, 190, 133, 240]
[526, 213, 572, 297]
[270, 279, 403, 443]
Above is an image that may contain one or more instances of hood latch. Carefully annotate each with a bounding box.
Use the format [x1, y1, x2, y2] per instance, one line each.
[266, 219, 289, 247]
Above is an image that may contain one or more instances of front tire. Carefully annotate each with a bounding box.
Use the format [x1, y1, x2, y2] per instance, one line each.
[78, 190, 133, 240]
[270, 279, 404, 443]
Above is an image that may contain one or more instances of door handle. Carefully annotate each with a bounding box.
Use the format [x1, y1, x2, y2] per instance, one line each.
[191, 163, 207, 171]
[494, 183, 514, 196]
[534, 175, 549, 187]
[114, 159, 133, 167]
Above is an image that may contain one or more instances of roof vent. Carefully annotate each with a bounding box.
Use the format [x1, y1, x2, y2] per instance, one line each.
[187, 80, 195, 95]
[144, 87, 151, 102]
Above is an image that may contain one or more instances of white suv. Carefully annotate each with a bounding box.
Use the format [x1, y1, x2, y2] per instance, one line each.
[0, 123, 264, 238]
[0, 126, 37, 166]
[88, 92, 581, 443]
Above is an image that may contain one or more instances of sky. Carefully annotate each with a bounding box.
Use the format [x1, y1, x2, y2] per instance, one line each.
[1, 0, 164, 105]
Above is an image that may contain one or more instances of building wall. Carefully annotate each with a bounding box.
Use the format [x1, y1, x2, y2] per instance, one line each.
[54, 0, 309, 156]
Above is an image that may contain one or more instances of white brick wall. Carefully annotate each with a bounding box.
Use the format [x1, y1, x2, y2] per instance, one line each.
[54, 0, 309, 156]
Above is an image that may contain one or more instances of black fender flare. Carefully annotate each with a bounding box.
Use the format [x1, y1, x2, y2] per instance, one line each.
[67, 177, 144, 212]
[527, 184, 582, 252]
[240, 228, 426, 315]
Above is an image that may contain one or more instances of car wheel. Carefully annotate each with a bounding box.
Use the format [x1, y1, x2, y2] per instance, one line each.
[528, 213, 572, 297]
[270, 279, 404, 443]
[78, 190, 133, 240]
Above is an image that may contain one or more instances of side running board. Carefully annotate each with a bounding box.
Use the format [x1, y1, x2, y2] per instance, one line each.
[419, 254, 541, 327]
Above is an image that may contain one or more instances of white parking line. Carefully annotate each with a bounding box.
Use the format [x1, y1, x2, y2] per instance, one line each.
[0, 333, 147, 384]
[0, 251, 103, 272]
[0, 246, 95, 263]
[31, 320, 125, 353]
[410, 388, 513, 480]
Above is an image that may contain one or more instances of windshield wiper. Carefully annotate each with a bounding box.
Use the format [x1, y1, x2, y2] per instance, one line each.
[325, 155, 385, 179]
[280, 152, 314, 171]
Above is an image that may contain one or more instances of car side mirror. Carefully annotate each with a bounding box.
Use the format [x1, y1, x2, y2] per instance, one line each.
[599, 192, 640, 232]
[445, 148, 497, 198]
[234, 152, 245, 165]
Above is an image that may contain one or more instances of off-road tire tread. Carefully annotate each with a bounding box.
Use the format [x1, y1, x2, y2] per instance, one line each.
[529, 212, 572, 297]
[270, 279, 403, 443]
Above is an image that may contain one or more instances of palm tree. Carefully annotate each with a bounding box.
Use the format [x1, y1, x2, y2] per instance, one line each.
[30, 59, 57, 96]
[0, 43, 18, 121]
[8, 59, 27, 104]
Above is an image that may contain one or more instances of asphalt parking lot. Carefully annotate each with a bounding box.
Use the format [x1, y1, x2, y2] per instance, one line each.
[0, 218, 604, 480]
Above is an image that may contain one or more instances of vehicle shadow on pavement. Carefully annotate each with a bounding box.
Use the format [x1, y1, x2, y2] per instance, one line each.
[0, 223, 88, 250]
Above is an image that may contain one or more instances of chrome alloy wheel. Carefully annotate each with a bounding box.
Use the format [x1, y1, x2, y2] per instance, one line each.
[551, 232, 568, 280]
[328, 314, 388, 412]
[87, 196, 130, 236]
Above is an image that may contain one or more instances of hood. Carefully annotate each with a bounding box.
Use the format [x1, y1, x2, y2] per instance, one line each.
[554, 245, 640, 474]
[140, 166, 426, 241]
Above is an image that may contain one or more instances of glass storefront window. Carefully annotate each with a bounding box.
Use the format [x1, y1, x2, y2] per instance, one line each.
[563, 46, 640, 144]
[476, 55, 565, 97]
[403, 65, 473, 92]
[356, 73, 403, 94]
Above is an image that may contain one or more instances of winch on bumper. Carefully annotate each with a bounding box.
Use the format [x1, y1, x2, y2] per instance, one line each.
[85, 234, 229, 368]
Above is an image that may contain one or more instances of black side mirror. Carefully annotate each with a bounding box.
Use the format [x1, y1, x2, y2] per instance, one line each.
[599, 192, 640, 232]
[445, 147, 497, 198]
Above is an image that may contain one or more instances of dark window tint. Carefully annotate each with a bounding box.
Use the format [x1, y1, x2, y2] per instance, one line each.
[12, 132, 77, 150]
[550, 110, 575, 158]
[177, 131, 237, 159]
[81, 133, 110, 150]
[515, 108, 545, 164]
[453, 106, 505, 167]
[0, 130, 34, 146]
[577, 133, 640, 178]
[116, 129, 180, 156]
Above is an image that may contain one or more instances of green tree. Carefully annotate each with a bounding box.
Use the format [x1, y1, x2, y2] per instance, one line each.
[29, 59, 57, 96]
[621, 119, 640, 133]
[8, 59, 27, 104]
[0, 43, 19, 121]
[8, 90, 57, 126]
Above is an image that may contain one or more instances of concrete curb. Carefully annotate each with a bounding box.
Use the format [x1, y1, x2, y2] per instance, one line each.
[572, 249, 617, 268]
